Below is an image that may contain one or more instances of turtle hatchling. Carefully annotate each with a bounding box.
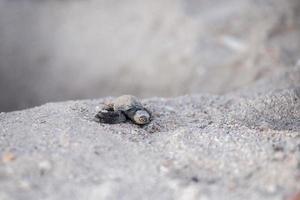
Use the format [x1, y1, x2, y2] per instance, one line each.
[95, 95, 151, 125]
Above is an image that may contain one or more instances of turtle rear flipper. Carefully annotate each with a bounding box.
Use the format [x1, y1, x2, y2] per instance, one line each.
[95, 110, 127, 124]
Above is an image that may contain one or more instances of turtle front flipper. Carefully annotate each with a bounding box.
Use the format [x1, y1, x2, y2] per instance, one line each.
[95, 110, 127, 124]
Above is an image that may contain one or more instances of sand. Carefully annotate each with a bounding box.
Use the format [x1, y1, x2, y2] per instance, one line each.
[0, 66, 299, 200]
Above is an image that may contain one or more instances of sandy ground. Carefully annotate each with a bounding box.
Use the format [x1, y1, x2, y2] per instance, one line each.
[0, 66, 299, 200]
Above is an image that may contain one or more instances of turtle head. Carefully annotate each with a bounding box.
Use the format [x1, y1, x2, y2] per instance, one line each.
[133, 110, 151, 125]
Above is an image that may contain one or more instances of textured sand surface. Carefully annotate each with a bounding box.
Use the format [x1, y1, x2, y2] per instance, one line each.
[0, 67, 299, 200]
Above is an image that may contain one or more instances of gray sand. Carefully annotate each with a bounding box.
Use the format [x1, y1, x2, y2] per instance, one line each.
[0, 67, 299, 200]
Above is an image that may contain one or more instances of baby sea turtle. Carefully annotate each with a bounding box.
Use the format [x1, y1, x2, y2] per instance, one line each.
[95, 95, 151, 125]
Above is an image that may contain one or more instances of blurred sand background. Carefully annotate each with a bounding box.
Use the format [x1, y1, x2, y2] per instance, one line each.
[0, 0, 300, 112]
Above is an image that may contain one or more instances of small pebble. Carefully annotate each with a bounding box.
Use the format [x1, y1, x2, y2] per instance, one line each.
[2, 152, 16, 163]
